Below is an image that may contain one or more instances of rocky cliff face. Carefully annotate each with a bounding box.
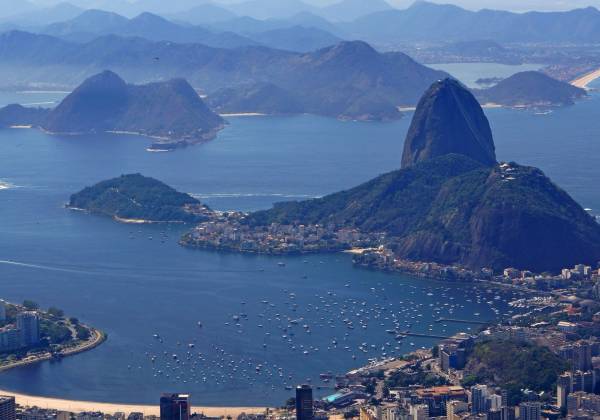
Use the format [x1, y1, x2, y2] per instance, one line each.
[401, 78, 496, 169]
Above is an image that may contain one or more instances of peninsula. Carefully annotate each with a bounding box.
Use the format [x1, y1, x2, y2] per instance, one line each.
[0, 71, 225, 151]
[0, 299, 105, 373]
[181, 79, 600, 274]
[68, 174, 213, 223]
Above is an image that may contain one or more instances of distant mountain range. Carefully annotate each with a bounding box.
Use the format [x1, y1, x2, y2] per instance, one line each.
[42, 10, 261, 48]
[0, 0, 600, 53]
[207, 41, 448, 120]
[342, 1, 600, 44]
[0, 71, 224, 150]
[30, 9, 343, 52]
[245, 79, 600, 272]
[0, 33, 448, 120]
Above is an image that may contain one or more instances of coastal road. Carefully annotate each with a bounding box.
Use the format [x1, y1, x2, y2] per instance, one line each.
[571, 68, 600, 89]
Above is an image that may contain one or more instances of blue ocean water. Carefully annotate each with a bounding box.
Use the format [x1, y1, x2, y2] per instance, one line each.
[0, 74, 597, 406]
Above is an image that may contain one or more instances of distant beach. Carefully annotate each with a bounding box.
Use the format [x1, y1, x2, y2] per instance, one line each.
[571, 68, 600, 89]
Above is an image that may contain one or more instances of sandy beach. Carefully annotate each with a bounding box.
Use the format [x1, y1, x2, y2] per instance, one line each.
[571, 68, 600, 89]
[0, 389, 267, 417]
[219, 113, 267, 117]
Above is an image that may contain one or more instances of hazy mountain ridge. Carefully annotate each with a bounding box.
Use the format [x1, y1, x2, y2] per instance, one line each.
[342, 2, 600, 44]
[42, 9, 260, 48]
[209, 41, 449, 120]
[0, 33, 448, 120]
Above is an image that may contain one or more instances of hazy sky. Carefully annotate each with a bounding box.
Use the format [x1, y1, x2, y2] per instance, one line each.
[304, 0, 600, 12]
[201, 0, 600, 12]
[27, 0, 600, 13]
[392, 1, 599, 11]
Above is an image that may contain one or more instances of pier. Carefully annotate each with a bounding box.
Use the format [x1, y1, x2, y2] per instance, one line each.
[435, 317, 490, 325]
[400, 332, 455, 340]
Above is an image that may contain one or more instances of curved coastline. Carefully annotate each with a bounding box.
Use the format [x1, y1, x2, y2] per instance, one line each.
[0, 327, 106, 374]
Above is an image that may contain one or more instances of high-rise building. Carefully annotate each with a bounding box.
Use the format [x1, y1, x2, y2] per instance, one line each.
[160, 393, 190, 420]
[471, 385, 489, 414]
[560, 343, 593, 372]
[415, 386, 468, 417]
[0, 328, 20, 352]
[501, 406, 515, 420]
[487, 409, 502, 420]
[447, 400, 469, 420]
[0, 396, 16, 420]
[16, 312, 39, 348]
[296, 385, 313, 420]
[500, 390, 508, 408]
[519, 402, 541, 420]
[488, 394, 502, 411]
[410, 405, 429, 420]
[558, 373, 571, 409]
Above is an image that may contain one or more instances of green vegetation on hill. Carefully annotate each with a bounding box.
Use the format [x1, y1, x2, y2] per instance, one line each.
[248, 154, 484, 233]
[247, 153, 600, 272]
[69, 174, 210, 223]
[462, 340, 569, 405]
[386, 369, 450, 388]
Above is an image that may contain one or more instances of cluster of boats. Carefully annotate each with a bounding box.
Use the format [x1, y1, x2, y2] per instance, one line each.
[122, 270, 524, 399]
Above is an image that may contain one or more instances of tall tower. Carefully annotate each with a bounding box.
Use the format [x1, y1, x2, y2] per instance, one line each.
[160, 393, 191, 420]
[471, 385, 488, 414]
[296, 385, 313, 420]
[16, 312, 39, 347]
[557, 373, 572, 409]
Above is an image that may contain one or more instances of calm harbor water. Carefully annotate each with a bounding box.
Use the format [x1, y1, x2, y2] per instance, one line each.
[0, 68, 598, 406]
[429, 62, 544, 88]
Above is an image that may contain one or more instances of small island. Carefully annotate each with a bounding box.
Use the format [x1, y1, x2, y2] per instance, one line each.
[475, 71, 587, 108]
[0, 71, 225, 151]
[0, 299, 105, 372]
[68, 174, 213, 224]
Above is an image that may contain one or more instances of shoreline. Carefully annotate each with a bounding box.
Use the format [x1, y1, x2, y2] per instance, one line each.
[0, 327, 106, 374]
[571, 67, 600, 89]
[0, 389, 267, 417]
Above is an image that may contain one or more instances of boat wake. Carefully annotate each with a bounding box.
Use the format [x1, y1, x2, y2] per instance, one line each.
[0, 260, 94, 275]
[0, 181, 14, 190]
